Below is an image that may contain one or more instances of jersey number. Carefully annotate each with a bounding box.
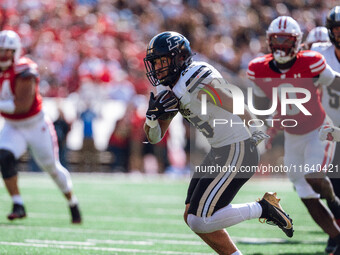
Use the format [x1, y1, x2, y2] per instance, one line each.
[188, 116, 214, 138]
[327, 87, 340, 109]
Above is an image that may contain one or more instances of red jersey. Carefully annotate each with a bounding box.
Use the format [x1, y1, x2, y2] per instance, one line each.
[247, 51, 327, 135]
[0, 57, 42, 120]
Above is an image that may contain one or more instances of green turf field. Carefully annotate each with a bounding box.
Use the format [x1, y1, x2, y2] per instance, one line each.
[0, 173, 329, 255]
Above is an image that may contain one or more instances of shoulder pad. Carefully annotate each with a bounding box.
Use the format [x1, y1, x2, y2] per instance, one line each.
[250, 56, 266, 64]
[311, 42, 333, 52]
[247, 56, 267, 80]
[14, 57, 38, 76]
[181, 63, 212, 93]
[301, 51, 326, 74]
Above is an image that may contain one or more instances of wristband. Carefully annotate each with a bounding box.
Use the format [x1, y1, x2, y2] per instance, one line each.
[145, 118, 158, 128]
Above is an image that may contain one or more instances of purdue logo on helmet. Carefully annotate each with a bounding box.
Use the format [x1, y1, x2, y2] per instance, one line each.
[144, 31, 193, 87]
[166, 36, 182, 51]
[326, 6, 340, 49]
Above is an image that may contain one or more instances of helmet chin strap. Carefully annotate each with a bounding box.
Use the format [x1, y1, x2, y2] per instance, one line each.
[273, 50, 294, 64]
[0, 59, 12, 69]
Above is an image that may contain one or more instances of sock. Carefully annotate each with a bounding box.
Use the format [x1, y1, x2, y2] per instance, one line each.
[258, 199, 268, 218]
[68, 195, 78, 207]
[327, 196, 340, 219]
[187, 202, 262, 233]
[211, 202, 262, 227]
[12, 195, 24, 205]
[231, 251, 243, 255]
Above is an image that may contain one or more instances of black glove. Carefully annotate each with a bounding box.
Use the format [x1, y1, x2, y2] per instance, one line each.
[250, 130, 270, 146]
[146, 91, 179, 121]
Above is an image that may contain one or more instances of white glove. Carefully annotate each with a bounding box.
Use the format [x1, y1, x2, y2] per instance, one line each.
[319, 125, 340, 142]
[250, 130, 270, 146]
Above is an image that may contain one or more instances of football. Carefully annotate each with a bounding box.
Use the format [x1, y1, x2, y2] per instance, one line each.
[156, 90, 179, 120]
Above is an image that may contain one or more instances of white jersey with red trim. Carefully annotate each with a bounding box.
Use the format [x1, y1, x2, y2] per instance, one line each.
[247, 51, 333, 135]
[0, 56, 42, 120]
[157, 61, 251, 148]
[312, 43, 340, 127]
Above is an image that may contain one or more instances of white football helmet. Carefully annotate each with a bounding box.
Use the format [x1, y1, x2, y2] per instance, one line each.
[305, 27, 330, 49]
[266, 16, 302, 64]
[0, 30, 22, 68]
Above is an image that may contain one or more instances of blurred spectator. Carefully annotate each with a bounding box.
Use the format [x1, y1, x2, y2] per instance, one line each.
[79, 104, 98, 171]
[0, 0, 334, 99]
[54, 108, 71, 168]
[107, 108, 131, 172]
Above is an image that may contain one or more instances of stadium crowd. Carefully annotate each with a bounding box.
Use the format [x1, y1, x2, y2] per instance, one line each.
[1, 0, 333, 96]
[0, 0, 335, 173]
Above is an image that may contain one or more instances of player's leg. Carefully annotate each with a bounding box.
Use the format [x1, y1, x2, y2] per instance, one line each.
[326, 142, 340, 253]
[286, 131, 340, 248]
[28, 115, 81, 223]
[303, 137, 340, 217]
[183, 142, 251, 254]
[0, 123, 27, 220]
[184, 204, 239, 255]
[184, 139, 292, 254]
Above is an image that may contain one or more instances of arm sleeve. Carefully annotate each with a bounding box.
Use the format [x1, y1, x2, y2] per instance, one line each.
[314, 63, 337, 87]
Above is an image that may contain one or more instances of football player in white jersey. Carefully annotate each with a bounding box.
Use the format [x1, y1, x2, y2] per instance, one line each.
[304, 26, 330, 50]
[311, 6, 340, 253]
[143, 31, 293, 255]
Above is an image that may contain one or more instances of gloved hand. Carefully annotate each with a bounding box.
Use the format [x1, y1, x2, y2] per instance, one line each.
[250, 130, 271, 146]
[146, 90, 179, 121]
[319, 125, 340, 142]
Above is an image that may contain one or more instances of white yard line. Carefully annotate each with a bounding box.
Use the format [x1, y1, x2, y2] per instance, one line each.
[87, 238, 205, 246]
[2, 225, 196, 239]
[0, 241, 213, 255]
[27, 212, 183, 225]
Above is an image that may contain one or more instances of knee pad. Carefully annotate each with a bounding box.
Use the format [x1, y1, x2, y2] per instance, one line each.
[0, 149, 17, 179]
[187, 214, 210, 233]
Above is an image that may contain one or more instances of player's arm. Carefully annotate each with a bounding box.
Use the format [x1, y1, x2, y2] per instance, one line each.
[144, 118, 172, 144]
[0, 72, 36, 114]
[315, 63, 340, 91]
[13, 74, 36, 114]
[143, 91, 178, 144]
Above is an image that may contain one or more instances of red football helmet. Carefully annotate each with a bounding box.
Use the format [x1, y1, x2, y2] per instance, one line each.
[0, 30, 22, 68]
[266, 16, 302, 64]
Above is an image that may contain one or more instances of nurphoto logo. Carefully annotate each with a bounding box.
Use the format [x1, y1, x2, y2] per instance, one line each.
[199, 78, 312, 128]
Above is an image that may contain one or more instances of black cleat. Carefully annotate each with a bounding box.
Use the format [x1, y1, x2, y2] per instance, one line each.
[325, 237, 337, 254]
[70, 204, 82, 224]
[258, 192, 294, 238]
[7, 203, 26, 220]
[333, 245, 340, 255]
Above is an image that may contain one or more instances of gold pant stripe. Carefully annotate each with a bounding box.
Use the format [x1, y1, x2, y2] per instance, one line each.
[196, 143, 236, 217]
[206, 141, 245, 217]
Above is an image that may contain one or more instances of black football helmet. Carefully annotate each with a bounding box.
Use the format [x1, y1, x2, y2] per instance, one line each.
[144, 31, 193, 86]
[326, 6, 340, 48]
